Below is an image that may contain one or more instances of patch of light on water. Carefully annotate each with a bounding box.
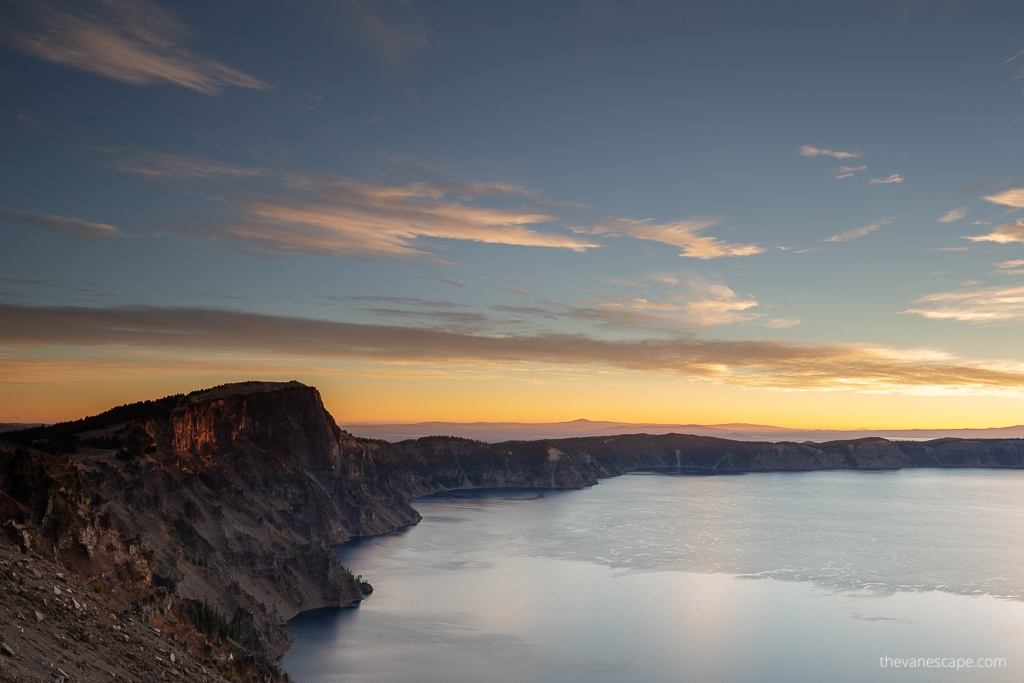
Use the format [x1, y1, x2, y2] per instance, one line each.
[281, 469, 1024, 683]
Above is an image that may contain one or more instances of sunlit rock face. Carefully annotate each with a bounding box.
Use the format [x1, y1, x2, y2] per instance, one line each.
[0, 381, 401, 664]
[161, 381, 343, 472]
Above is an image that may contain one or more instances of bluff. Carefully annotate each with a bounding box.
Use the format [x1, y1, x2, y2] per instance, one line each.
[1, 382, 383, 682]
[2, 381, 1024, 682]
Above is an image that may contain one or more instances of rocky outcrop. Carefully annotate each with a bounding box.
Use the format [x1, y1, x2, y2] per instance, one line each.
[0, 382, 380, 682]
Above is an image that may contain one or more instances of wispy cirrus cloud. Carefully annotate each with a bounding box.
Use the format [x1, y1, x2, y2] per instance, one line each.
[574, 277, 761, 328]
[106, 149, 764, 261]
[824, 218, 893, 243]
[185, 175, 598, 261]
[98, 148, 264, 180]
[997, 259, 1024, 269]
[679, 278, 760, 326]
[4, 303, 1024, 396]
[347, 304, 490, 333]
[938, 207, 967, 223]
[764, 318, 801, 328]
[833, 165, 867, 179]
[1, 0, 267, 95]
[432, 277, 468, 288]
[342, 295, 468, 309]
[984, 186, 1024, 208]
[869, 174, 904, 185]
[0, 107, 44, 129]
[904, 284, 1024, 323]
[799, 145, 863, 160]
[965, 220, 1024, 245]
[588, 218, 764, 259]
[0, 207, 123, 239]
[338, 0, 432, 65]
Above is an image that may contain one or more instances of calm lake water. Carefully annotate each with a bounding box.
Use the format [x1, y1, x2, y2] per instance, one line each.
[279, 469, 1024, 682]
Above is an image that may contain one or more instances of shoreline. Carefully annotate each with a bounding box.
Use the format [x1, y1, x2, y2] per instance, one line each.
[276, 467, 1024, 683]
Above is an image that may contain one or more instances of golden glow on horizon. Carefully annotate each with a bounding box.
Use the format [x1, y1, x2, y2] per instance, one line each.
[3, 359, 1022, 431]
[323, 371, 1024, 430]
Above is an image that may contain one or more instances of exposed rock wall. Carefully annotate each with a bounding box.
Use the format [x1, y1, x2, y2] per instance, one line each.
[336, 432, 1024, 499]
[511, 433, 1024, 473]
[0, 382, 380, 676]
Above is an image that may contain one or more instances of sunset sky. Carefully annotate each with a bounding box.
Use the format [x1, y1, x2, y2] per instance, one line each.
[3, 0, 1024, 428]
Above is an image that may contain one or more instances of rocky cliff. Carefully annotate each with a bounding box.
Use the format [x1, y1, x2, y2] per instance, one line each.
[2, 381, 1023, 682]
[1, 382, 387, 682]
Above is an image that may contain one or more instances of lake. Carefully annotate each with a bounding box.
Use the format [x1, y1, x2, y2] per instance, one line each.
[279, 468, 1024, 682]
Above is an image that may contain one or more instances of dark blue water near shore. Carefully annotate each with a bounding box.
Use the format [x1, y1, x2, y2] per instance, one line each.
[280, 469, 1024, 682]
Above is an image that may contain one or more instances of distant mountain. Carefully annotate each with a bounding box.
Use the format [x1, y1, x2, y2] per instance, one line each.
[0, 422, 44, 433]
[343, 419, 1024, 443]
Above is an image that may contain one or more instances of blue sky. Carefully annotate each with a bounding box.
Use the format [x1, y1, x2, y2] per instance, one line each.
[3, 0, 1024, 426]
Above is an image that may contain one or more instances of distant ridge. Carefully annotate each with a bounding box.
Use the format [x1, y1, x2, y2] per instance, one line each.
[0, 422, 44, 433]
[342, 419, 1024, 443]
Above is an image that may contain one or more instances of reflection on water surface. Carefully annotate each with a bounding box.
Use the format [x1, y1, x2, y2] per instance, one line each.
[281, 469, 1024, 682]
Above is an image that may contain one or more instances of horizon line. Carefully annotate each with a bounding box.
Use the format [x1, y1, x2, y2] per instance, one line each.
[339, 419, 1024, 432]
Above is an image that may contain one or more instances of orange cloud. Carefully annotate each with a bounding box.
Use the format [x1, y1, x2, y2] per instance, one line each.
[0, 207, 123, 239]
[100, 149, 264, 181]
[589, 218, 763, 259]
[104, 149, 766, 262]
[4, 303, 1024, 396]
[938, 207, 967, 223]
[568, 277, 761, 328]
[833, 165, 867, 179]
[764, 318, 801, 328]
[97, 153, 598, 259]
[202, 176, 599, 260]
[823, 218, 893, 242]
[338, 0, 432, 65]
[799, 145, 862, 160]
[1, 0, 267, 95]
[984, 187, 1024, 208]
[965, 220, 1024, 245]
[678, 278, 760, 326]
[904, 284, 1024, 323]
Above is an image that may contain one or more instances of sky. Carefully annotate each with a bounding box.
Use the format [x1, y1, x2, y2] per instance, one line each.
[2, 0, 1024, 428]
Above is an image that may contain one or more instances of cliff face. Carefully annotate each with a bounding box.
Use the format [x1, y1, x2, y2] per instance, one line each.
[0, 381, 384, 681]
[160, 382, 343, 472]
[486, 434, 1024, 474]
[3, 381, 1024, 683]
[335, 432, 1024, 498]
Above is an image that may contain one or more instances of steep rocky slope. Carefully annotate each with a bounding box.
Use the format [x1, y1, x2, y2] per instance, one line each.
[1, 382, 385, 682]
[0, 542, 251, 682]
[2, 381, 1023, 682]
